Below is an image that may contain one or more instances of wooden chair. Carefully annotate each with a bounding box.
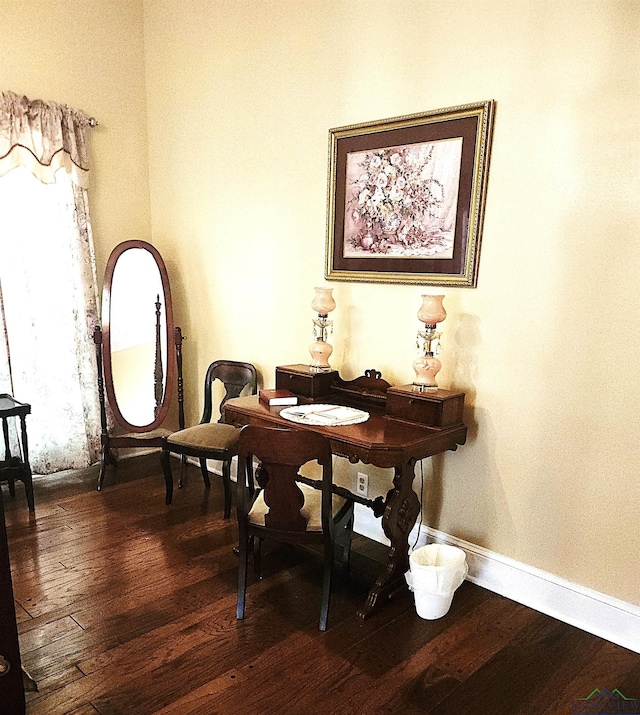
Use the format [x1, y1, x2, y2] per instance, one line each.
[161, 360, 257, 515]
[235, 425, 354, 631]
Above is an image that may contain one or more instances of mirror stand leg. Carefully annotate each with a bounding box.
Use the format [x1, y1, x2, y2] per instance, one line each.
[97, 445, 117, 492]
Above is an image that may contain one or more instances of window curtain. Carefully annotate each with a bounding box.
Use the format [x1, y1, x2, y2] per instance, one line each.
[0, 90, 101, 473]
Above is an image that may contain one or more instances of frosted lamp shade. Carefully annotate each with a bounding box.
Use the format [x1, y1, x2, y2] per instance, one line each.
[311, 287, 336, 315]
[417, 294, 446, 325]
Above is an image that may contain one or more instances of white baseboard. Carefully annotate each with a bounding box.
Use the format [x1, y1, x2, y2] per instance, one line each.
[354, 504, 640, 655]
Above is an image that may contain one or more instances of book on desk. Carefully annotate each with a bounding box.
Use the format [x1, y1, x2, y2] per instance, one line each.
[258, 388, 298, 406]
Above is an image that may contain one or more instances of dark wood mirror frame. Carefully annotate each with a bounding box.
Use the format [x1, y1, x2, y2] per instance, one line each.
[102, 240, 176, 433]
[93, 240, 185, 492]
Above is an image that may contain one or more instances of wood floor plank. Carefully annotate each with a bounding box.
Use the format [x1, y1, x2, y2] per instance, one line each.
[513, 637, 630, 715]
[18, 614, 83, 654]
[27, 552, 320, 711]
[208, 582, 482, 713]
[22, 560, 233, 682]
[2, 455, 638, 715]
[427, 612, 603, 715]
[538, 639, 640, 715]
[89, 603, 317, 714]
[66, 705, 100, 715]
[24, 665, 86, 705]
[337, 591, 539, 714]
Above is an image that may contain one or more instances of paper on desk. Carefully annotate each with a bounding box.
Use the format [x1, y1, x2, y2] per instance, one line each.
[301, 406, 358, 423]
[280, 403, 370, 426]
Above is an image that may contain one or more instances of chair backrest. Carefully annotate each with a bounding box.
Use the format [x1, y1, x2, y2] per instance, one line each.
[200, 360, 257, 424]
[236, 425, 333, 533]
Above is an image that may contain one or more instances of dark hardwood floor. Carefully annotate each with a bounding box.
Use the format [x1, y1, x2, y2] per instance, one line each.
[3, 455, 639, 714]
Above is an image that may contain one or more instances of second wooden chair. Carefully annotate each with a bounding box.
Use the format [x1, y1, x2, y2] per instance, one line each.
[161, 360, 257, 515]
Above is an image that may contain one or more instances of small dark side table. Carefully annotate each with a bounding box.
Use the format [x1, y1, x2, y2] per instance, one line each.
[0, 394, 34, 512]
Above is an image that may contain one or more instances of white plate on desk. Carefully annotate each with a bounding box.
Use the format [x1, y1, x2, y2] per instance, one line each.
[279, 404, 370, 426]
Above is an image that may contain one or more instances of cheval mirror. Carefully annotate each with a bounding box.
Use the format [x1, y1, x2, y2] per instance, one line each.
[93, 240, 185, 491]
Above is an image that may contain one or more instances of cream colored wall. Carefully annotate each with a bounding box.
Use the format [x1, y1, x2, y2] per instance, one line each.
[3, 0, 637, 607]
[143, 0, 640, 605]
[1, 0, 151, 280]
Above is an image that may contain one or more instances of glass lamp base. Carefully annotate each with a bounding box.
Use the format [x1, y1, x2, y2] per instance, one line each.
[412, 355, 441, 390]
[309, 340, 333, 372]
[412, 383, 438, 392]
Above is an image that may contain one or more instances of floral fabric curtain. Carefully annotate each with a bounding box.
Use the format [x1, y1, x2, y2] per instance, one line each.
[0, 90, 91, 187]
[0, 90, 101, 473]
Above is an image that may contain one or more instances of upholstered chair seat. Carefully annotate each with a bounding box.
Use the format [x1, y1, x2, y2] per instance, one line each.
[166, 423, 240, 451]
[248, 482, 347, 532]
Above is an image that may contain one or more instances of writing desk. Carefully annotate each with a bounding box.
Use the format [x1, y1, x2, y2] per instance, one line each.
[224, 377, 466, 620]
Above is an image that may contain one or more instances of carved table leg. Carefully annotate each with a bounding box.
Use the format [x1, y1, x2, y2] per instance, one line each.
[357, 459, 420, 620]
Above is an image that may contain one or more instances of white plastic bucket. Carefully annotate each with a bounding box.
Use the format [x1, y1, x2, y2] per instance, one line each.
[405, 544, 468, 620]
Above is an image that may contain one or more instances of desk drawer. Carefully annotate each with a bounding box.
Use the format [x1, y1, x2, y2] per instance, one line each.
[386, 386, 464, 428]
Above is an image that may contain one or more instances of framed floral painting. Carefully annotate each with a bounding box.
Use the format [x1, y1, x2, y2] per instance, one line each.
[325, 101, 495, 286]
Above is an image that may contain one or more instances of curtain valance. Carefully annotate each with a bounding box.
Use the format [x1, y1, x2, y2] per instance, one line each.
[0, 90, 93, 188]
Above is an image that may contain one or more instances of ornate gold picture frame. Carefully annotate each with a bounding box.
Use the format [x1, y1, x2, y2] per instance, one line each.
[325, 100, 495, 287]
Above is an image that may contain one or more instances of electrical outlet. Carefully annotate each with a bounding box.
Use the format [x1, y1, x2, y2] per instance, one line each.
[356, 472, 368, 497]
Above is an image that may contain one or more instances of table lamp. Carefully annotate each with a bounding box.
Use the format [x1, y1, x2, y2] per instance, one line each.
[413, 294, 446, 390]
[309, 287, 335, 372]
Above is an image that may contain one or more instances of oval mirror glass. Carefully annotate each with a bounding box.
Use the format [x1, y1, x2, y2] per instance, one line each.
[102, 241, 175, 431]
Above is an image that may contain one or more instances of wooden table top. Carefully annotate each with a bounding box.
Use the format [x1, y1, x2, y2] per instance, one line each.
[224, 395, 467, 469]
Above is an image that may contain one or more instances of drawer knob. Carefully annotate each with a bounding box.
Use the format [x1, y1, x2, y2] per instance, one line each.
[0, 655, 11, 676]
